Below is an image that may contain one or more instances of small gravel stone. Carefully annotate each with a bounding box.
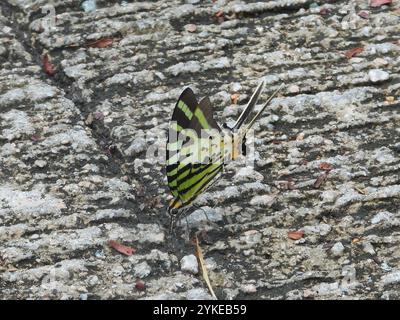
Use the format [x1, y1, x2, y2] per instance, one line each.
[240, 230, 262, 246]
[230, 82, 242, 92]
[371, 211, 394, 224]
[82, 0, 97, 12]
[186, 288, 213, 300]
[185, 24, 197, 33]
[381, 271, 400, 286]
[180, 255, 198, 274]
[79, 293, 88, 300]
[249, 194, 275, 207]
[240, 284, 257, 294]
[362, 242, 376, 255]
[178, 206, 223, 229]
[34, 160, 47, 168]
[331, 242, 345, 257]
[368, 69, 390, 83]
[133, 261, 152, 278]
[288, 84, 300, 93]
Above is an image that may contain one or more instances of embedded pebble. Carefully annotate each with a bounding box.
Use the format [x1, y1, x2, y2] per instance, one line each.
[331, 242, 345, 257]
[133, 261, 152, 278]
[34, 160, 47, 168]
[371, 211, 394, 224]
[368, 69, 390, 83]
[240, 283, 257, 294]
[180, 255, 199, 274]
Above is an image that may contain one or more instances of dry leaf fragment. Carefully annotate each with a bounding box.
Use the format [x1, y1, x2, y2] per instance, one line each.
[314, 172, 329, 189]
[352, 238, 363, 244]
[87, 37, 114, 48]
[85, 113, 94, 126]
[195, 235, 217, 299]
[319, 162, 333, 171]
[345, 47, 363, 59]
[355, 186, 366, 195]
[358, 10, 369, 19]
[135, 280, 146, 291]
[215, 10, 224, 17]
[231, 93, 240, 104]
[146, 196, 164, 209]
[288, 230, 304, 240]
[386, 96, 395, 103]
[300, 159, 308, 166]
[31, 135, 42, 142]
[108, 240, 136, 256]
[370, 0, 392, 8]
[94, 111, 105, 121]
[296, 132, 305, 141]
[43, 53, 56, 76]
[319, 7, 332, 15]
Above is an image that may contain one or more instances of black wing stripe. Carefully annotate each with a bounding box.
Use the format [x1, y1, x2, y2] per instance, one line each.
[179, 164, 223, 202]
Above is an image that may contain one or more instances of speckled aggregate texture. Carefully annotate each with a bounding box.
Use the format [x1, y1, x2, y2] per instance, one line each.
[0, 0, 399, 300]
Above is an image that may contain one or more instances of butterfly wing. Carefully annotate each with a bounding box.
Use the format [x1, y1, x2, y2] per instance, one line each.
[175, 96, 224, 206]
[166, 88, 198, 198]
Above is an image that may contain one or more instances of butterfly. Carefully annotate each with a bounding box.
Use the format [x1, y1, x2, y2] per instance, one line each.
[166, 81, 284, 231]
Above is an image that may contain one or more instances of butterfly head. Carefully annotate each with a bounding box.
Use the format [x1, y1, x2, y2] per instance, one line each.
[231, 131, 247, 160]
[168, 197, 184, 216]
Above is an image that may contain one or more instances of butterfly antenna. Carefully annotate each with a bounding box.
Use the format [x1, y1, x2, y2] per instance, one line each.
[232, 80, 265, 131]
[241, 83, 284, 138]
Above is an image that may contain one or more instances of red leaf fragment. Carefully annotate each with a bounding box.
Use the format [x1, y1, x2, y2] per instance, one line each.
[43, 53, 56, 76]
[87, 37, 114, 48]
[185, 24, 197, 33]
[358, 10, 369, 19]
[300, 159, 308, 165]
[104, 144, 118, 157]
[135, 280, 146, 291]
[108, 240, 136, 256]
[370, 0, 392, 8]
[314, 172, 329, 189]
[231, 93, 240, 104]
[215, 10, 224, 17]
[319, 7, 332, 15]
[345, 47, 363, 59]
[94, 111, 105, 121]
[288, 230, 304, 240]
[30, 135, 41, 142]
[319, 162, 333, 171]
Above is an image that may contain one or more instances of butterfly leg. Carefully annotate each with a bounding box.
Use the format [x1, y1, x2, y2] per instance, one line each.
[168, 214, 176, 234]
[192, 204, 218, 228]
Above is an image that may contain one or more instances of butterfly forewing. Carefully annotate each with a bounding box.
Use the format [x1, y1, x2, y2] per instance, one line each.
[167, 88, 198, 198]
[167, 89, 223, 209]
[175, 96, 223, 205]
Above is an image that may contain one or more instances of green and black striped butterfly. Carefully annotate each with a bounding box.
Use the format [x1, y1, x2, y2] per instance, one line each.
[166, 81, 283, 230]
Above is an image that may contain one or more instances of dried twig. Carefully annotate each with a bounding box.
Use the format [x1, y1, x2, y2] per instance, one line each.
[195, 235, 217, 300]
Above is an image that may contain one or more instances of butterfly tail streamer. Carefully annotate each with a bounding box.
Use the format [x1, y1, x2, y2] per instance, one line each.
[232, 80, 265, 131]
[241, 83, 285, 138]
